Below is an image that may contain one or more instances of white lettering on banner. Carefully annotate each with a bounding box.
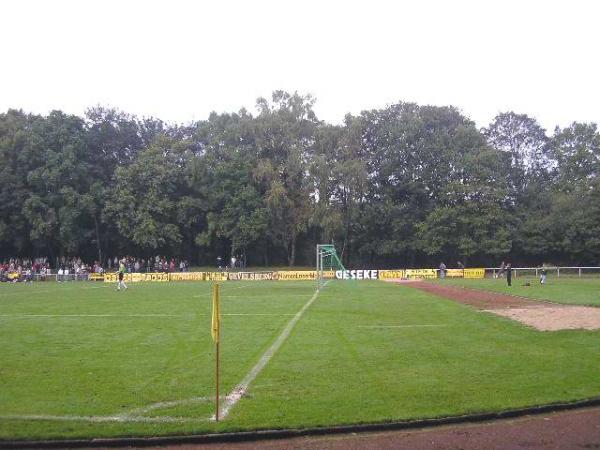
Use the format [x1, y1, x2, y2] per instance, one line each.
[335, 270, 379, 280]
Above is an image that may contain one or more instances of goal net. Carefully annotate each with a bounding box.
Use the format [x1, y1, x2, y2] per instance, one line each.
[316, 244, 345, 289]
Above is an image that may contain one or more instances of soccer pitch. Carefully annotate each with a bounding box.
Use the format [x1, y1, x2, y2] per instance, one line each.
[0, 280, 599, 440]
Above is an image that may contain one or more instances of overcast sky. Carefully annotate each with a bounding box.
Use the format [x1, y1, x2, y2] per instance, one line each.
[1, 0, 598, 131]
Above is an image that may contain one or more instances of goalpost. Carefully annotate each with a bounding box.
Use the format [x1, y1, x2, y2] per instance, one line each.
[316, 244, 345, 289]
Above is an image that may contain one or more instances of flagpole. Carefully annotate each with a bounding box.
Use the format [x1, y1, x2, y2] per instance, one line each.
[212, 282, 220, 422]
[215, 337, 220, 421]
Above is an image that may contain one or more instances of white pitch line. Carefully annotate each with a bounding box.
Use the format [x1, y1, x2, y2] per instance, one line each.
[0, 313, 296, 319]
[0, 314, 185, 318]
[121, 396, 218, 417]
[0, 285, 109, 297]
[218, 281, 330, 420]
[224, 294, 311, 298]
[0, 414, 208, 424]
[357, 325, 448, 328]
[223, 313, 295, 316]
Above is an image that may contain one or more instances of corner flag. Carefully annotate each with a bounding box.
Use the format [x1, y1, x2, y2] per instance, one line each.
[211, 284, 220, 343]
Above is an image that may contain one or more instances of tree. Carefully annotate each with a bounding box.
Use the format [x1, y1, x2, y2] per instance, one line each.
[104, 136, 187, 253]
[483, 112, 550, 193]
[550, 122, 600, 191]
[253, 91, 320, 266]
[21, 111, 93, 260]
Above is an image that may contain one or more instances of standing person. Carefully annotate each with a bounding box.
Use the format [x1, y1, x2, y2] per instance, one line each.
[439, 262, 447, 279]
[506, 262, 512, 286]
[117, 259, 128, 291]
[540, 267, 547, 284]
[217, 256, 222, 270]
[497, 261, 506, 278]
[231, 255, 237, 269]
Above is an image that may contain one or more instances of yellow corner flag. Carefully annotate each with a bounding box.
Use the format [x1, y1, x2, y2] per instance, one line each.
[211, 283, 221, 343]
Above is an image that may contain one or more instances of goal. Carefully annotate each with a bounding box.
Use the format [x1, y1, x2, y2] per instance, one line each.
[316, 244, 345, 289]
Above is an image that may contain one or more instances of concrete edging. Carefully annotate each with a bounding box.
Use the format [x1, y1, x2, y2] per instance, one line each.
[2, 398, 599, 449]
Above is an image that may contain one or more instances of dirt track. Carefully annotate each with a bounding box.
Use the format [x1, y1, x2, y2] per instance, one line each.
[404, 281, 600, 330]
[409, 282, 546, 309]
[86, 407, 600, 450]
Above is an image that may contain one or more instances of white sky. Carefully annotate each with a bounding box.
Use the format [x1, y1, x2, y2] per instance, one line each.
[1, 0, 599, 131]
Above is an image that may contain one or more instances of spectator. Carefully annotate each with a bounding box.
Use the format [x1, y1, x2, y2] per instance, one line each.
[439, 262, 447, 279]
[497, 261, 506, 278]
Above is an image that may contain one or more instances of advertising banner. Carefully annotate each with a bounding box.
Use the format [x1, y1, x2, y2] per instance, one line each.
[204, 272, 229, 281]
[104, 272, 170, 282]
[335, 270, 379, 280]
[445, 269, 465, 278]
[169, 272, 206, 281]
[378, 270, 406, 280]
[405, 269, 437, 279]
[276, 270, 317, 281]
[228, 272, 275, 281]
[464, 268, 485, 279]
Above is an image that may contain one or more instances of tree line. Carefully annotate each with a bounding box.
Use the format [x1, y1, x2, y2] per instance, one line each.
[1, 91, 599, 268]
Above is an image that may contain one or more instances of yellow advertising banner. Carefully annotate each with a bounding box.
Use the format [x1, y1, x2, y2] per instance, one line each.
[378, 270, 406, 280]
[445, 269, 465, 278]
[88, 273, 105, 281]
[464, 268, 485, 279]
[405, 269, 437, 279]
[169, 272, 206, 281]
[204, 272, 228, 281]
[104, 272, 170, 283]
[103, 273, 117, 282]
[228, 272, 274, 281]
[276, 271, 317, 281]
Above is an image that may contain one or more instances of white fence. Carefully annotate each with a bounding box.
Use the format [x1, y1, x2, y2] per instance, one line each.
[27, 273, 92, 282]
[486, 266, 600, 278]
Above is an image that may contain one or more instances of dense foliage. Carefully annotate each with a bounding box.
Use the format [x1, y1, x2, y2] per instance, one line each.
[1, 92, 599, 267]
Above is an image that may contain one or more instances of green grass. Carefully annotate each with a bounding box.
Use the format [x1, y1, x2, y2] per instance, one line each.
[0, 279, 598, 440]
[440, 277, 600, 306]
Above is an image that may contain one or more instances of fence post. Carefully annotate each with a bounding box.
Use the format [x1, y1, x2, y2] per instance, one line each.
[557, 268, 560, 278]
[535, 268, 538, 277]
[579, 268, 582, 277]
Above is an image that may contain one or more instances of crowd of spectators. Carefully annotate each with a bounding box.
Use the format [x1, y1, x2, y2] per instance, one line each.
[106, 256, 190, 273]
[1, 255, 190, 282]
[0, 257, 50, 282]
